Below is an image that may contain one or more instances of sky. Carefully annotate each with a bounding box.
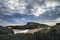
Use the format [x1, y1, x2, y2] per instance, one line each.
[0, 0, 60, 26]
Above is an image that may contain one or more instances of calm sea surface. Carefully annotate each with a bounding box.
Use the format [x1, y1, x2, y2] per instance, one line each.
[12, 29, 29, 34]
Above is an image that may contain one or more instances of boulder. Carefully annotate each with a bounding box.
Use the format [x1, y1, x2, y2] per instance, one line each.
[0, 27, 14, 35]
[0, 27, 20, 40]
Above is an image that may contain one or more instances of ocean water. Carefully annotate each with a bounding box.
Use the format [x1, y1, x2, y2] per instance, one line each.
[12, 29, 29, 34]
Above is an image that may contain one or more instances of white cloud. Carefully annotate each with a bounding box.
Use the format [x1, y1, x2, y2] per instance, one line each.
[0, 0, 60, 16]
[55, 18, 60, 22]
[1, 0, 47, 16]
[41, 18, 60, 26]
[31, 4, 46, 16]
[3, 0, 28, 14]
[45, 0, 60, 8]
[41, 22, 56, 26]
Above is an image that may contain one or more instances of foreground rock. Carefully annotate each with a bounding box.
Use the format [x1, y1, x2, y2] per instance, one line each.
[0, 35, 19, 40]
[15, 33, 36, 40]
[0, 27, 14, 35]
[34, 23, 60, 40]
[15, 23, 60, 40]
[0, 23, 60, 40]
[0, 27, 19, 40]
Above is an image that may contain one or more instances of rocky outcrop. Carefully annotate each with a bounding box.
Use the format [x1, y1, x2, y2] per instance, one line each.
[14, 24, 60, 40]
[33, 24, 60, 40]
[7, 22, 49, 29]
[15, 33, 35, 40]
[7, 25, 25, 29]
[0, 23, 60, 40]
[0, 35, 18, 40]
[0, 27, 17, 40]
[0, 27, 14, 35]
[26, 22, 49, 29]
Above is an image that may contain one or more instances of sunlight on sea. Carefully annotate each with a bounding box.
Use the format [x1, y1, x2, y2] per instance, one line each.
[12, 29, 29, 34]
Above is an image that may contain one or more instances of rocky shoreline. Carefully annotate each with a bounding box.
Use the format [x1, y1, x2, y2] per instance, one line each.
[0, 22, 60, 40]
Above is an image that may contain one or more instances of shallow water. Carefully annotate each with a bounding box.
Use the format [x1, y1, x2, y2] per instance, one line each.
[12, 29, 29, 34]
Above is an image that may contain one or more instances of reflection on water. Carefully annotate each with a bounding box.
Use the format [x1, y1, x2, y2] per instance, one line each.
[12, 29, 29, 34]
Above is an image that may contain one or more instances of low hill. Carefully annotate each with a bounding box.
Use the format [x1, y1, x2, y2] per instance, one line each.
[7, 22, 50, 29]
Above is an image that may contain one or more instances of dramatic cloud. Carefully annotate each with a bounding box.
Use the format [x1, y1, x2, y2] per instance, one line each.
[0, 0, 60, 26]
[31, 4, 46, 16]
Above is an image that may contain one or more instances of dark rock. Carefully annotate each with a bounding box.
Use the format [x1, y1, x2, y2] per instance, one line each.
[0, 26, 2, 27]
[34, 25, 60, 40]
[1, 24, 60, 40]
[15, 33, 36, 40]
[7, 25, 24, 29]
[0, 27, 14, 35]
[26, 22, 49, 29]
[0, 35, 19, 40]
[7, 22, 49, 29]
[46, 25, 60, 40]
[0, 27, 19, 40]
[34, 29, 49, 40]
[56, 23, 60, 25]
[0, 35, 14, 40]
